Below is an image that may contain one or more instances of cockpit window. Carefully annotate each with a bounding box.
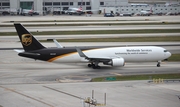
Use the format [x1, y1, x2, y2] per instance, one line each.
[164, 50, 168, 52]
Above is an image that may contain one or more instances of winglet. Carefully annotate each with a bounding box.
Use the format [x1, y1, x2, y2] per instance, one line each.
[53, 39, 63, 48]
[76, 48, 87, 58]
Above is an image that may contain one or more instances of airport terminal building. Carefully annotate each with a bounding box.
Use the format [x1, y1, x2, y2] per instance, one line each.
[0, 0, 180, 15]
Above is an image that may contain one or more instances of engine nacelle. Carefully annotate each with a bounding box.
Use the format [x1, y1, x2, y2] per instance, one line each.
[103, 58, 125, 67]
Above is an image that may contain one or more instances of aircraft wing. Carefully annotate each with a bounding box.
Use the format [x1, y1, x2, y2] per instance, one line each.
[14, 49, 24, 53]
[76, 48, 116, 62]
[84, 56, 113, 62]
[76, 48, 125, 68]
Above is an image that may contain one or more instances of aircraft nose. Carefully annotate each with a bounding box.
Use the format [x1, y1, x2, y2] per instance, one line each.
[167, 52, 171, 58]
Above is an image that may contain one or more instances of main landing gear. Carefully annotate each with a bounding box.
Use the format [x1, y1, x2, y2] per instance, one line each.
[157, 61, 161, 67]
[88, 62, 101, 69]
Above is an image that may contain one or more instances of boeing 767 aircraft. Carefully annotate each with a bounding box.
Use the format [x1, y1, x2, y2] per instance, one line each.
[14, 23, 171, 69]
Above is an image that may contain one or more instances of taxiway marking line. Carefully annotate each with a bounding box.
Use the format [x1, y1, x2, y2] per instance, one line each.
[0, 86, 54, 107]
[43, 86, 82, 99]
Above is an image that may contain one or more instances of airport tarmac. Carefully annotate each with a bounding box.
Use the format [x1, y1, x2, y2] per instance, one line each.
[0, 42, 180, 107]
[0, 33, 180, 42]
[0, 81, 180, 107]
[0, 15, 180, 107]
[0, 49, 180, 83]
[0, 49, 180, 107]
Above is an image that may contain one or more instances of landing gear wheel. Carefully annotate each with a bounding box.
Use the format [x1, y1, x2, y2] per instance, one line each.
[92, 64, 96, 69]
[88, 64, 92, 67]
[92, 65, 101, 69]
[92, 66, 96, 69]
[97, 66, 101, 69]
[157, 61, 161, 67]
[88, 62, 101, 69]
[157, 63, 160, 67]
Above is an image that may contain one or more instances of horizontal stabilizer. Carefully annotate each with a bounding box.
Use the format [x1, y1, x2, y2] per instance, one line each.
[14, 49, 24, 53]
[19, 52, 40, 56]
[18, 52, 40, 59]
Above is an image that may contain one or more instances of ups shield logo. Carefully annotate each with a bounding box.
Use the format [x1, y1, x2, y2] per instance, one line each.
[21, 34, 32, 46]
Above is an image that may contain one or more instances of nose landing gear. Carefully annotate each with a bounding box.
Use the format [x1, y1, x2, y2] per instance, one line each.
[157, 61, 161, 67]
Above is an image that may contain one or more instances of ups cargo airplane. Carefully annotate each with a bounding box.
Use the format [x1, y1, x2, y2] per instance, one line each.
[14, 23, 171, 69]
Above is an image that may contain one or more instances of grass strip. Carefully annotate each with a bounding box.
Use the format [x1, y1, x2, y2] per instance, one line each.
[1, 29, 180, 36]
[40, 36, 180, 42]
[91, 73, 180, 82]
[0, 22, 180, 27]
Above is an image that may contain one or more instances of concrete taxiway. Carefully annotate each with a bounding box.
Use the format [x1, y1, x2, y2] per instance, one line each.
[0, 47, 180, 107]
[0, 42, 180, 107]
[0, 33, 180, 42]
[1, 25, 180, 32]
[0, 15, 180, 22]
[0, 42, 180, 82]
[0, 49, 180, 83]
[0, 54, 180, 107]
[0, 15, 180, 107]
[0, 81, 180, 107]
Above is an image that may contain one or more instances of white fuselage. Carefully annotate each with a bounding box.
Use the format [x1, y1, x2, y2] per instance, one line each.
[51, 46, 171, 63]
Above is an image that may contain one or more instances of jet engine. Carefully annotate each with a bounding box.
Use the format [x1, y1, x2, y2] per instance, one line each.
[103, 58, 125, 67]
